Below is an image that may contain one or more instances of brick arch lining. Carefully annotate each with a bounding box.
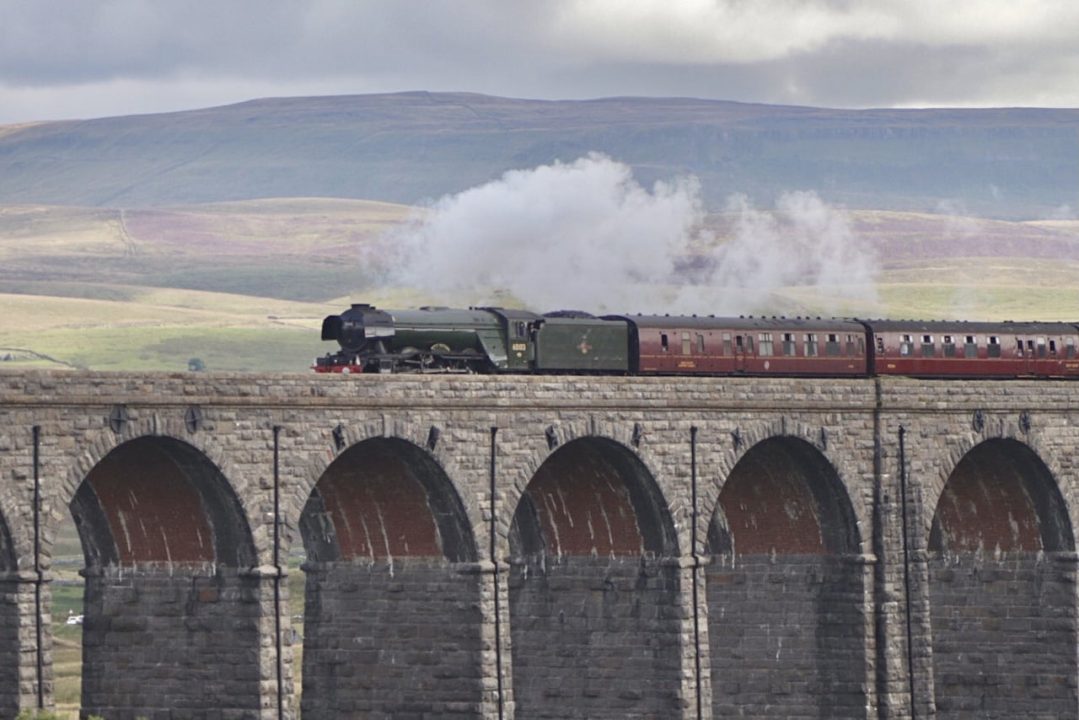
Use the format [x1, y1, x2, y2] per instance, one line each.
[509, 436, 678, 558]
[71, 436, 255, 567]
[708, 436, 858, 556]
[300, 437, 477, 563]
[929, 438, 1074, 553]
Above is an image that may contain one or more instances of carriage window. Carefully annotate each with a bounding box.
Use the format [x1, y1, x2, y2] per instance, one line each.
[1027, 339, 1036, 356]
[825, 333, 841, 356]
[723, 333, 732, 355]
[900, 334, 913, 356]
[858, 337, 865, 354]
[1016, 337, 1024, 356]
[783, 333, 796, 356]
[746, 335, 755, 353]
[661, 333, 669, 352]
[964, 335, 977, 358]
[682, 332, 691, 355]
[805, 333, 818, 357]
[1050, 339, 1057, 355]
[876, 337, 885, 355]
[759, 333, 774, 356]
[921, 334, 934, 357]
[514, 321, 527, 338]
[846, 334, 857, 356]
[1037, 337, 1047, 358]
[988, 336, 1001, 357]
[943, 335, 956, 358]
[735, 335, 744, 351]
[697, 334, 705, 353]
[1068, 338, 1077, 358]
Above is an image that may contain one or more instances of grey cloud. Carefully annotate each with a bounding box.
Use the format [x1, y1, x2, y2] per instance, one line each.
[0, 1, 546, 84]
[1, 0, 1078, 123]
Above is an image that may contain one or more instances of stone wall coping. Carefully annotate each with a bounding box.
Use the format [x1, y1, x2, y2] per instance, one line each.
[4, 369, 1079, 414]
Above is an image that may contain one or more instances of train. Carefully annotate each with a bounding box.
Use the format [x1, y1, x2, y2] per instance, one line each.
[315, 303, 1079, 379]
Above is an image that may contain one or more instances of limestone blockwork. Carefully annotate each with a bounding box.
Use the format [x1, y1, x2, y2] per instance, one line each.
[0, 370, 1077, 718]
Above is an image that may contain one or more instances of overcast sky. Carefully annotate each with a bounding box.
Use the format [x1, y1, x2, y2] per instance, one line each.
[2, 0, 1079, 124]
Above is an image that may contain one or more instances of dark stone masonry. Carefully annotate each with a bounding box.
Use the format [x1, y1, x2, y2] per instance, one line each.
[1, 369, 1078, 718]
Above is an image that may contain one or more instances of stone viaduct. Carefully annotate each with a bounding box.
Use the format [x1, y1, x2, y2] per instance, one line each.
[0, 369, 1076, 719]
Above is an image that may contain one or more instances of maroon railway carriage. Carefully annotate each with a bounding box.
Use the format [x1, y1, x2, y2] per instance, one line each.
[612, 315, 868, 375]
[866, 320, 1079, 378]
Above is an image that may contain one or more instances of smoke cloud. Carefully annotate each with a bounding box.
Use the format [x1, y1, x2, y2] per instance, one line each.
[379, 154, 878, 316]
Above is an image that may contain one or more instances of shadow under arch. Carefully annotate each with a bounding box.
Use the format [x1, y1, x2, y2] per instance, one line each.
[298, 436, 482, 717]
[706, 436, 866, 719]
[70, 435, 261, 718]
[927, 438, 1076, 718]
[707, 435, 860, 556]
[300, 436, 476, 563]
[930, 437, 1073, 553]
[510, 436, 678, 560]
[72, 436, 255, 566]
[508, 436, 682, 719]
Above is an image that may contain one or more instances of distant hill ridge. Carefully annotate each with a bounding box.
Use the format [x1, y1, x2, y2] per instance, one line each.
[1, 92, 1076, 218]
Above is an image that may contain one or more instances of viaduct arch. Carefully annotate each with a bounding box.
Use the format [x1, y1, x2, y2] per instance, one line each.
[508, 436, 680, 719]
[298, 436, 483, 718]
[71, 435, 261, 718]
[0, 371, 1078, 718]
[927, 438, 1076, 719]
[706, 436, 866, 718]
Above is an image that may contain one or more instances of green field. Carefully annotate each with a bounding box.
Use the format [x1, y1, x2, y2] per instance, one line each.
[3, 201, 1079, 374]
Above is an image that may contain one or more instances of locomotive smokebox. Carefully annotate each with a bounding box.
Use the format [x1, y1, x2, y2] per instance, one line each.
[321, 303, 395, 352]
[320, 314, 343, 342]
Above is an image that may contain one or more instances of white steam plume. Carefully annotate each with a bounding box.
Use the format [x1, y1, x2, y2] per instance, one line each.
[378, 154, 878, 315]
[696, 191, 879, 313]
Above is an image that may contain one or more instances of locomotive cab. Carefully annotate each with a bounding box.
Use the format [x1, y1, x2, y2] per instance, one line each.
[479, 308, 542, 371]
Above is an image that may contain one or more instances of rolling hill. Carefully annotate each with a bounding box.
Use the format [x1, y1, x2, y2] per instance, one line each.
[2, 197, 1079, 372]
[1, 93, 1079, 372]
[1, 93, 1077, 219]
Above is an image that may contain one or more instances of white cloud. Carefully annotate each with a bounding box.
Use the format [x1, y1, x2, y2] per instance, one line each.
[552, 0, 899, 64]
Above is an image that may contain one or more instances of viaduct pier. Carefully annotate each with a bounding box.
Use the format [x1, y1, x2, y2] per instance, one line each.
[0, 369, 1076, 718]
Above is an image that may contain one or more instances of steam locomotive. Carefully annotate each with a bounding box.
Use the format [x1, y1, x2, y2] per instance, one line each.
[315, 303, 1079, 379]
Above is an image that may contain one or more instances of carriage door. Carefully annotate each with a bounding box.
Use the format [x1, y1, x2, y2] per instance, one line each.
[1015, 335, 1035, 375]
[734, 333, 749, 373]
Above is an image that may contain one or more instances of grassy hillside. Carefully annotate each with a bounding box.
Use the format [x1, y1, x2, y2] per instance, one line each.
[3, 199, 1079, 374]
[0, 93, 1077, 218]
[0, 199, 409, 301]
[0, 199, 411, 371]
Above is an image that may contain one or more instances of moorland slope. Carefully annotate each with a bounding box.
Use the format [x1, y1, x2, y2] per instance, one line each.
[1, 93, 1077, 219]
